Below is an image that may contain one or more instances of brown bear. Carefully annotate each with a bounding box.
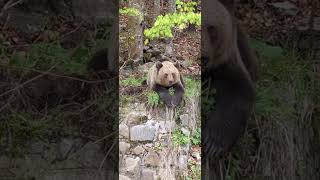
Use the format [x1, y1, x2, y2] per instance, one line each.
[147, 60, 185, 108]
[202, 0, 258, 158]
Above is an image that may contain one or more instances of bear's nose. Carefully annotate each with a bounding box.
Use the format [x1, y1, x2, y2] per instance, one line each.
[169, 80, 173, 84]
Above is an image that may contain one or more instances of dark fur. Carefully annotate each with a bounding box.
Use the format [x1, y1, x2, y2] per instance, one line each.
[202, 0, 258, 165]
[152, 61, 185, 108]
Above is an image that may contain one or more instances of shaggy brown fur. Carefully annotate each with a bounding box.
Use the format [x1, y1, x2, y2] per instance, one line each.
[147, 60, 185, 107]
[202, 0, 258, 162]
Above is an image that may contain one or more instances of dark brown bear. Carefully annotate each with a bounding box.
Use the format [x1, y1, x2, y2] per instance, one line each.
[202, 0, 258, 158]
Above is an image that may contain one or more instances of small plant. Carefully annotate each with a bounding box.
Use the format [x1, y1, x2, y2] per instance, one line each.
[119, 7, 142, 17]
[120, 76, 145, 87]
[147, 91, 160, 107]
[187, 162, 201, 180]
[172, 128, 190, 147]
[169, 87, 175, 96]
[185, 77, 200, 98]
[191, 128, 201, 146]
[144, 12, 201, 44]
[176, 0, 198, 13]
[119, 7, 143, 22]
[154, 143, 164, 151]
[144, 0, 200, 44]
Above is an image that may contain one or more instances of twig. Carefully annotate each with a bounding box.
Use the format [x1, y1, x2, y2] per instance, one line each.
[0, 63, 117, 83]
[1, 0, 23, 14]
[99, 139, 116, 170]
[93, 131, 118, 144]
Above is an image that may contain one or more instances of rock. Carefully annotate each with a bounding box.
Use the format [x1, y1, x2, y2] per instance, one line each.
[119, 124, 129, 138]
[144, 143, 154, 151]
[271, 1, 297, 10]
[132, 146, 145, 155]
[130, 124, 157, 141]
[271, 1, 298, 15]
[144, 151, 160, 167]
[125, 157, 140, 172]
[126, 111, 147, 124]
[181, 127, 190, 136]
[141, 169, 156, 180]
[58, 138, 74, 159]
[119, 175, 131, 180]
[159, 121, 176, 133]
[119, 142, 131, 154]
[180, 114, 189, 127]
[191, 151, 201, 161]
[178, 155, 188, 169]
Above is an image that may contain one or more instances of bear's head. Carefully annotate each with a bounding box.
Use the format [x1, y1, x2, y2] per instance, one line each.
[155, 61, 181, 87]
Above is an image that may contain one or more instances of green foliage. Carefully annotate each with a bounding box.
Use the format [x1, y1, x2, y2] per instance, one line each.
[120, 95, 135, 105]
[176, 0, 198, 13]
[184, 77, 200, 98]
[144, 0, 200, 44]
[186, 161, 201, 180]
[119, 7, 141, 17]
[144, 12, 200, 43]
[191, 128, 201, 145]
[120, 76, 145, 87]
[169, 87, 175, 96]
[250, 39, 315, 119]
[0, 112, 49, 157]
[172, 128, 190, 147]
[8, 42, 89, 74]
[119, 7, 143, 22]
[147, 91, 160, 107]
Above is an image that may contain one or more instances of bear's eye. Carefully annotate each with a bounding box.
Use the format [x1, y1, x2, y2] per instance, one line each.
[172, 73, 175, 78]
[164, 73, 168, 77]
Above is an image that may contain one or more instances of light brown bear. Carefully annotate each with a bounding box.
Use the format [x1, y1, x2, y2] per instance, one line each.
[147, 60, 185, 108]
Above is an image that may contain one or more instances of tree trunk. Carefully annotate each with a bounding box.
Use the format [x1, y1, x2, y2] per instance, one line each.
[153, 0, 161, 23]
[127, 0, 144, 65]
[165, 0, 176, 56]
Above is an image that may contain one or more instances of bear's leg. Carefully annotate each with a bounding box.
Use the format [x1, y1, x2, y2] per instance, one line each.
[171, 83, 184, 107]
[153, 84, 173, 107]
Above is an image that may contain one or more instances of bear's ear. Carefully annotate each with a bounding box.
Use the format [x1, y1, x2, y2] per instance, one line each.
[156, 62, 163, 70]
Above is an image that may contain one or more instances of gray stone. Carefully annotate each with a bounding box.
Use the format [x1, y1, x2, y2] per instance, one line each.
[126, 112, 144, 124]
[119, 142, 131, 154]
[119, 124, 129, 138]
[181, 127, 190, 136]
[58, 138, 74, 159]
[119, 174, 131, 180]
[143, 143, 154, 151]
[180, 114, 189, 127]
[191, 151, 201, 161]
[178, 155, 188, 169]
[130, 124, 157, 141]
[141, 169, 156, 180]
[144, 151, 160, 167]
[132, 146, 145, 155]
[125, 157, 140, 172]
[271, 1, 297, 10]
[159, 121, 176, 133]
